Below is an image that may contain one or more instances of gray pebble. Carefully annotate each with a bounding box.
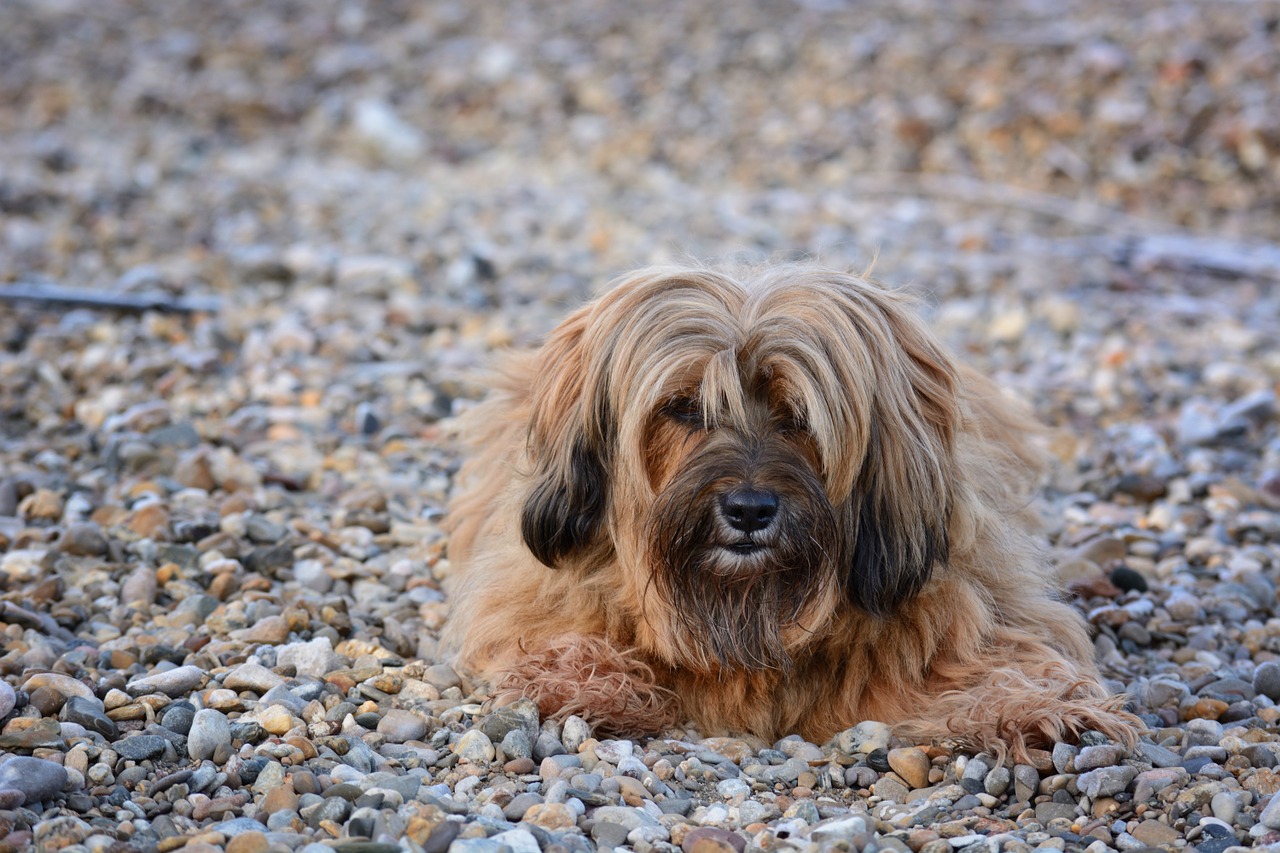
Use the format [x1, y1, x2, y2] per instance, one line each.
[533, 730, 565, 761]
[115, 735, 166, 762]
[834, 720, 891, 756]
[1254, 661, 1280, 702]
[1013, 765, 1039, 802]
[1074, 743, 1125, 770]
[501, 728, 532, 760]
[0, 681, 14, 720]
[984, 765, 1011, 797]
[188, 708, 231, 762]
[455, 729, 496, 763]
[1034, 802, 1078, 823]
[1185, 718, 1225, 746]
[125, 665, 206, 697]
[0, 756, 68, 804]
[1078, 765, 1137, 799]
[1051, 742, 1078, 773]
[60, 696, 118, 739]
[561, 714, 591, 753]
[377, 709, 428, 743]
[276, 637, 341, 678]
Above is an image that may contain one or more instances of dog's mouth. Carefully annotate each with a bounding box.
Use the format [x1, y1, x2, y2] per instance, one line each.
[721, 539, 769, 556]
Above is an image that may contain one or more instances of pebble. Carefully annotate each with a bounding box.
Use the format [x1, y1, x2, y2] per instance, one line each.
[888, 747, 932, 789]
[189, 708, 232, 761]
[224, 663, 286, 694]
[455, 729, 496, 763]
[377, 709, 428, 743]
[126, 665, 207, 697]
[0, 756, 68, 804]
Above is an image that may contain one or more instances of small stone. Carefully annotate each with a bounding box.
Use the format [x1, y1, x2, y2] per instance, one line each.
[455, 729, 495, 763]
[225, 831, 272, 853]
[1078, 765, 1137, 799]
[223, 663, 286, 694]
[1013, 765, 1039, 802]
[1129, 819, 1180, 846]
[1260, 789, 1280, 828]
[682, 826, 746, 852]
[277, 637, 341, 678]
[162, 703, 196, 735]
[126, 503, 171, 538]
[115, 734, 166, 762]
[189, 709, 232, 761]
[19, 488, 63, 521]
[1211, 791, 1241, 824]
[60, 522, 109, 556]
[61, 696, 119, 739]
[562, 715, 591, 752]
[522, 801, 575, 830]
[834, 721, 891, 755]
[120, 564, 158, 606]
[887, 747, 931, 789]
[1075, 744, 1125, 770]
[0, 756, 68, 804]
[1110, 566, 1149, 593]
[1255, 662, 1280, 702]
[0, 681, 14, 719]
[422, 663, 462, 691]
[240, 615, 291, 645]
[126, 665, 207, 697]
[260, 785, 299, 816]
[501, 728, 533, 760]
[21, 672, 95, 702]
[258, 705, 297, 735]
[377, 709, 428, 743]
[1035, 802, 1078, 823]
[874, 776, 910, 803]
[984, 765, 1011, 797]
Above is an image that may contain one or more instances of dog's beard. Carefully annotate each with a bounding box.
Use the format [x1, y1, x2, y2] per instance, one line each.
[647, 441, 840, 672]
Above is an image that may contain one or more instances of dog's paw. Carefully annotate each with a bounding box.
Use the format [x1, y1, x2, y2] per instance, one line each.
[490, 634, 678, 737]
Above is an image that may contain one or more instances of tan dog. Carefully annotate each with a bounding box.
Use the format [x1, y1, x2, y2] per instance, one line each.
[444, 265, 1135, 758]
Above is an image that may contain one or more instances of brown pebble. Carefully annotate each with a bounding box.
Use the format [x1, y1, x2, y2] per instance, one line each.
[125, 503, 171, 539]
[225, 831, 271, 853]
[18, 488, 63, 521]
[1183, 698, 1229, 721]
[888, 747, 932, 789]
[504, 757, 535, 774]
[260, 785, 299, 815]
[27, 685, 67, 716]
[291, 769, 320, 795]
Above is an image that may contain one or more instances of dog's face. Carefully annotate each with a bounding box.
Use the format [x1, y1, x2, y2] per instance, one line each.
[519, 267, 962, 671]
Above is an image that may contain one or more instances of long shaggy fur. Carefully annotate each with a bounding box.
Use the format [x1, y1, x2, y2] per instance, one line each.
[443, 264, 1137, 759]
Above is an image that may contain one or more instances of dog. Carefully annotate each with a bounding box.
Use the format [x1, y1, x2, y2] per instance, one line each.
[443, 264, 1135, 758]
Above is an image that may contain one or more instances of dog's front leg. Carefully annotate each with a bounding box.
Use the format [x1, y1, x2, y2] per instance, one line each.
[488, 634, 679, 738]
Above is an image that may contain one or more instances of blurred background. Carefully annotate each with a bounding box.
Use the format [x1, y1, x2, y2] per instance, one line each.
[1, 0, 1278, 461]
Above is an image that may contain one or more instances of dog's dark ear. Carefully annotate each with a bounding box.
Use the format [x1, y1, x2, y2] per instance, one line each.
[520, 306, 611, 568]
[844, 423, 951, 616]
[840, 295, 959, 616]
[521, 434, 609, 567]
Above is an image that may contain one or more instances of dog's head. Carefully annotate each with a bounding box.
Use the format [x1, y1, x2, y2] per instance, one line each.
[520, 266, 962, 670]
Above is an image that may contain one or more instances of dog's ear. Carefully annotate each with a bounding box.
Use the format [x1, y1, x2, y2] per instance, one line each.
[520, 307, 611, 568]
[844, 421, 952, 616]
[841, 301, 958, 616]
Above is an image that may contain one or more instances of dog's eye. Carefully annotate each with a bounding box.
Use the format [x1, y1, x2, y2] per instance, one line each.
[662, 397, 707, 430]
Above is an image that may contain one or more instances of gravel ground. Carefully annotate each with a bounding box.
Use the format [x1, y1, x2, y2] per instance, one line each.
[2, 1, 1280, 852]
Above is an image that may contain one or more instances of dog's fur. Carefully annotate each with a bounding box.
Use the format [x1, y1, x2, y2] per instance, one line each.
[443, 265, 1135, 758]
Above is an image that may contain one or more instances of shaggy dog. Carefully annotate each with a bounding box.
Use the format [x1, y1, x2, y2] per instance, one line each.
[443, 265, 1135, 758]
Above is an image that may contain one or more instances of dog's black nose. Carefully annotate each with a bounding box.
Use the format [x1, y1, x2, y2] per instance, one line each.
[721, 486, 779, 533]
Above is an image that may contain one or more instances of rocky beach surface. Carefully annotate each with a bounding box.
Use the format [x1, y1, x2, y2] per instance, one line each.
[2, 1, 1279, 851]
